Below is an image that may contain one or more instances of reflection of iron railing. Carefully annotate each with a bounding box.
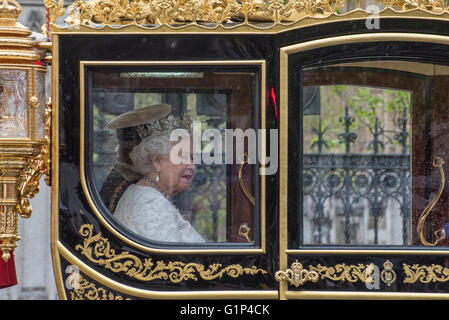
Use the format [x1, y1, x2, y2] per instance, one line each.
[175, 164, 226, 242]
[304, 106, 410, 245]
[303, 154, 410, 245]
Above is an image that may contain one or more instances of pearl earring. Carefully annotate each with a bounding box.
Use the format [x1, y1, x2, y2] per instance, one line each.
[156, 170, 160, 183]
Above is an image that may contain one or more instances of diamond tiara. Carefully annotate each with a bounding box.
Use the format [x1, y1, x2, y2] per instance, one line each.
[135, 113, 192, 141]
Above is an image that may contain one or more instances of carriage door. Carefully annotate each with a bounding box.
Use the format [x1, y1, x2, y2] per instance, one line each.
[276, 33, 449, 299]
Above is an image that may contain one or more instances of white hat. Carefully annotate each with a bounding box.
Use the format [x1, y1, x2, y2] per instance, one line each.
[106, 104, 172, 130]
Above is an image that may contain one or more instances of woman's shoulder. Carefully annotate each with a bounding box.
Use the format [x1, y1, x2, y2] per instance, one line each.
[121, 184, 168, 203]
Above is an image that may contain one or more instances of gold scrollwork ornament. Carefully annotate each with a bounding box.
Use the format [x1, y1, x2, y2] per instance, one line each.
[275, 260, 319, 287]
[75, 224, 266, 283]
[309, 263, 375, 283]
[403, 263, 449, 284]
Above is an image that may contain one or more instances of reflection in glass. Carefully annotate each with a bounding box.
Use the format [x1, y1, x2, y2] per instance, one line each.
[0, 70, 27, 137]
[90, 68, 258, 244]
[36, 72, 46, 138]
[302, 63, 412, 246]
[109, 108, 205, 243]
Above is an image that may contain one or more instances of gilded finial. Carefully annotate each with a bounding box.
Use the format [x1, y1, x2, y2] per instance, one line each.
[0, 0, 21, 21]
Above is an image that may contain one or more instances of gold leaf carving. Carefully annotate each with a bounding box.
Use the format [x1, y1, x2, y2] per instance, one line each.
[52, 0, 449, 31]
[275, 260, 319, 287]
[44, 0, 65, 24]
[403, 263, 449, 284]
[309, 263, 375, 283]
[75, 224, 267, 283]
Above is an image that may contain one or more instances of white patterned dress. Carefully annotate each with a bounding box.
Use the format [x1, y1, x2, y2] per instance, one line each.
[114, 184, 205, 243]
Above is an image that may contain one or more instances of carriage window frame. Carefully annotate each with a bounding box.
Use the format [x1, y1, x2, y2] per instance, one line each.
[79, 60, 267, 254]
[299, 64, 415, 248]
[280, 35, 449, 254]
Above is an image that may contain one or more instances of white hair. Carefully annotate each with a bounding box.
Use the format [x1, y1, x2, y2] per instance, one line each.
[130, 131, 175, 176]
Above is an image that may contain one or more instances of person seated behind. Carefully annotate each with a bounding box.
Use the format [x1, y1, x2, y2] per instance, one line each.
[100, 104, 171, 213]
[113, 108, 205, 243]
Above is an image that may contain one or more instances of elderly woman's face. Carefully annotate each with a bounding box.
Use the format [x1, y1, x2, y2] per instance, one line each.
[152, 138, 195, 197]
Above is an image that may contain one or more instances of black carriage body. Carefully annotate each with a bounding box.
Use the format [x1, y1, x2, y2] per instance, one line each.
[53, 17, 449, 299]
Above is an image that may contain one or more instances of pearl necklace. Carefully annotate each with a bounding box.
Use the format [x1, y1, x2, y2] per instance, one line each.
[142, 176, 184, 218]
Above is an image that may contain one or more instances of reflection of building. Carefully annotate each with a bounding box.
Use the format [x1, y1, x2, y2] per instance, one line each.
[0, 0, 58, 300]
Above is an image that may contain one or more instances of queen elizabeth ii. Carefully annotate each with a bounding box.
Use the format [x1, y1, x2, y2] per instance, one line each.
[111, 105, 205, 243]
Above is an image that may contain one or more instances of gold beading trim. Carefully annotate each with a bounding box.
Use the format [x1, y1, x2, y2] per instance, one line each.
[75, 224, 267, 283]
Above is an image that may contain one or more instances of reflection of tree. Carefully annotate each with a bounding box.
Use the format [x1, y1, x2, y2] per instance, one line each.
[305, 85, 411, 154]
[303, 85, 412, 245]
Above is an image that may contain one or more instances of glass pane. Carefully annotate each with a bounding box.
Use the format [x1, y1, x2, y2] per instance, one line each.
[90, 67, 260, 244]
[0, 70, 28, 138]
[299, 60, 449, 247]
[36, 71, 46, 138]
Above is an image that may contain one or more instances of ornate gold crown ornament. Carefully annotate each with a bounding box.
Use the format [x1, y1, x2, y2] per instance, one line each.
[0, 0, 51, 262]
[136, 114, 192, 141]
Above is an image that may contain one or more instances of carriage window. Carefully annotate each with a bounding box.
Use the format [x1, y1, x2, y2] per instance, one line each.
[89, 66, 261, 245]
[301, 61, 449, 247]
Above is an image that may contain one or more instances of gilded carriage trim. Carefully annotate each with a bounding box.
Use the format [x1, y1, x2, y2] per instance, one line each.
[309, 263, 375, 283]
[403, 263, 449, 284]
[58, 241, 278, 299]
[380, 260, 396, 287]
[277, 261, 396, 287]
[44, 0, 65, 24]
[275, 260, 319, 287]
[47, 0, 449, 34]
[75, 224, 267, 283]
[67, 267, 131, 300]
[50, 34, 65, 300]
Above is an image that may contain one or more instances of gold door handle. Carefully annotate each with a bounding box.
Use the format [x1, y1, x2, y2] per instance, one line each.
[238, 152, 255, 206]
[238, 223, 252, 243]
[417, 156, 446, 246]
[275, 260, 319, 287]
